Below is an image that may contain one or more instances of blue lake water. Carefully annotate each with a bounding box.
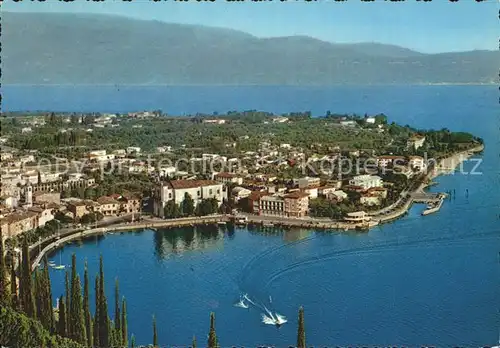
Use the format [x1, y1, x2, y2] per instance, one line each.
[6, 85, 500, 346]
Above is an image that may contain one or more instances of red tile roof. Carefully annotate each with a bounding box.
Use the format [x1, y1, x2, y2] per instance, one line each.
[168, 180, 219, 190]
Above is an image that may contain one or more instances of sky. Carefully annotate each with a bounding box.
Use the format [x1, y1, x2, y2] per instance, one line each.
[5, 0, 499, 53]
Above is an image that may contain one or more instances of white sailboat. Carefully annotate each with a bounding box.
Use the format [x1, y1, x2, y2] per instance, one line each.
[51, 227, 65, 270]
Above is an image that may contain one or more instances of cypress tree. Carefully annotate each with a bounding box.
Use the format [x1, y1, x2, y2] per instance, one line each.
[121, 298, 128, 347]
[42, 257, 55, 333]
[58, 295, 67, 337]
[10, 259, 18, 310]
[0, 231, 10, 306]
[65, 270, 70, 334]
[207, 312, 218, 348]
[152, 315, 158, 348]
[296, 306, 306, 348]
[34, 270, 43, 320]
[68, 254, 77, 337]
[69, 274, 87, 344]
[130, 334, 136, 348]
[98, 256, 109, 347]
[20, 237, 35, 318]
[192, 335, 197, 348]
[83, 262, 93, 347]
[93, 275, 100, 347]
[114, 278, 122, 347]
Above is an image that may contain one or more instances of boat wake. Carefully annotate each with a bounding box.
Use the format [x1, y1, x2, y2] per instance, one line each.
[242, 293, 287, 326]
[234, 295, 249, 309]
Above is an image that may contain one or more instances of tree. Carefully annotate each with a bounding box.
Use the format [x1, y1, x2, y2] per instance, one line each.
[58, 295, 67, 337]
[93, 275, 100, 347]
[121, 298, 128, 347]
[20, 237, 35, 318]
[114, 278, 122, 347]
[181, 193, 195, 216]
[0, 231, 10, 306]
[297, 306, 306, 348]
[69, 274, 87, 345]
[98, 256, 110, 347]
[130, 334, 136, 348]
[207, 312, 218, 348]
[65, 271, 70, 334]
[10, 259, 18, 310]
[35, 258, 55, 333]
[83, 262, 93, 347]
[152, 315, 158, 348]
[192, 335, 197, 348]
[163, 200, 181, 219]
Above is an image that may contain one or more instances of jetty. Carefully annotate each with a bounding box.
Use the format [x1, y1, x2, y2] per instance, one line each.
[421, 193, 447, 216]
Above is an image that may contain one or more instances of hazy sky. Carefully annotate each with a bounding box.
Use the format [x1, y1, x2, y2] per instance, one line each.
[6, 0, 498, 53]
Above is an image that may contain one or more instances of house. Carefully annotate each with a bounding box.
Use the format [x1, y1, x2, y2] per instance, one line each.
[0, 211, 39, 240]
[360, 194, 382, 206]
[340, 120, 357, 127]
[153, 180, 224, 217]
[365, 117, 376, 124]
[67, 200, 99, 220]
[283, 191, 309, 217]
[202, 119, 226, 125]
[96, 196, 121, 216]
[214, 172, 244, 186]
[0, 152, 13, 161]
[367, 187, 388, 199]
[296, 177, 321, 189]
[21, 127, 32, 134]
[326, 190, 348, 202]
[0, 196, 18, 209]
[344, 211, 371, 223]
[231, 187, 252, 202]
[272, 117, 289, 123]
[349, 175, 383, 190]
[409, 156, 426, 171]
[377, 156, 406, 168]
[407, 134, 426, 150]
[250, 191, 309, 218]
[126, 147, 141, 155]
[28, 206, 54, 227]
[280, 143, 291, 149]
[33, 191, 61, 205]
[156, 146, 172, 153]
[302, 187, 318, 199]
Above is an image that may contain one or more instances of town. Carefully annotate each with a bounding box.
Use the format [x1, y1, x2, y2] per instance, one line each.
[0, 110, 483, 244]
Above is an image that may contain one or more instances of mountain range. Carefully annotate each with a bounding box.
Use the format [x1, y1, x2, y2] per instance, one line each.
[4, 12, 498, 85]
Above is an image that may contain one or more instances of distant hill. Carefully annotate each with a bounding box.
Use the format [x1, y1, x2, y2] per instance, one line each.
[3, 12, 498, 85]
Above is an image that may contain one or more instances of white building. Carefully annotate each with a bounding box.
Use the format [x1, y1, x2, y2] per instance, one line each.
[327, 190, 348, 201]
[213, 172, 244, 186]
[280, 143, 291, 149]
[366, 117, 376, 124]
[349, 175, 383, 190]
[153, 180, 224, 217]
[407, 135, 426, 150]
[126, 147, 141, 155]
[409, 156, 426, 171]
[296, 177, 321, 189]
[360, 195, 381, 206]
[231, 186, 252, 202]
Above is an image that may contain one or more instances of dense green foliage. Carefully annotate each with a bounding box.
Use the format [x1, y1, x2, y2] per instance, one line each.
[0, 305, 85, 348]
[0, 233, 10, 307]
